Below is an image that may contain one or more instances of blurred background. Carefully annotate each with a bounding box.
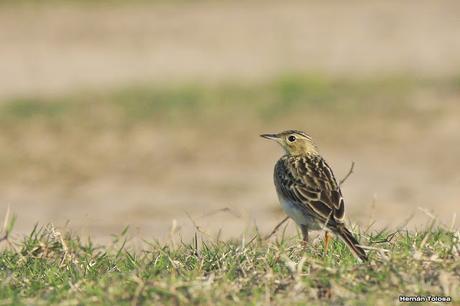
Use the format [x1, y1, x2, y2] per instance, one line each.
[0, 1, 459, 243]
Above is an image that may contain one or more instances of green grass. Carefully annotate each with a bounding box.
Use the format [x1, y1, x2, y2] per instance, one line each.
[0, 74, 453, 128]
[0, 224, 458, 305]
[0, 73, 457, 184]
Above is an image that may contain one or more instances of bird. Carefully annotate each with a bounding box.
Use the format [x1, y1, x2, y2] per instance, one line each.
[261, 130, 368, 261]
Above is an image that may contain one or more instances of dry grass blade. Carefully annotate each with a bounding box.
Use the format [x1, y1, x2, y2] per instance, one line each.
[264, 217, 289, 240]
[339, 161, 355, 186]
[0, 206, 16, 251]
[200, 207, 242, 219]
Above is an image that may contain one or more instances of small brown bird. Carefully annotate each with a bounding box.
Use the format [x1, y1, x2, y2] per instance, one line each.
[261, 130, 367, 261]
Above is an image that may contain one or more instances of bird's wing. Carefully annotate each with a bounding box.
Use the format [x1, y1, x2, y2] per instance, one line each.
[275, 155, 345, 226]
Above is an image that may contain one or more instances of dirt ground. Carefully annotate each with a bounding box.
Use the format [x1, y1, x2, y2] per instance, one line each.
[0, 1, 459, 244]
[1, 113, 459, 244]
[2, 1, 460, 98]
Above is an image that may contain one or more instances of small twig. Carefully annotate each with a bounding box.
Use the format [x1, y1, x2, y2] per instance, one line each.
[247, 222, 262, 246]
[372, 231, 399, 244]
[200, 207, 242, 219]
[339, 161, 355, 186]
[0, 234, 7, 243]
[322, 211, 333, 229]
[0, 205, 12, 244]
[184, 211, 212, 240]
[185, 211, 203, 234]
[396, 212, 416, 231]
[365, 194, 377, 232]
[418, 206, 454, 231]
[190, 232, 199, 256]
[247, 234, 259, 246]
[2, 205, 10, 233]
[359, 245, 390, 253]
[450, 213, 457, 231]
[264, 216, 289, 240]
[417, 207, 436, 221]
[419, 218, 437, 250]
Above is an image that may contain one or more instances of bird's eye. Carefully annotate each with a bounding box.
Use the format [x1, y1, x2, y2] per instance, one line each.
[288, 135, 296, 142]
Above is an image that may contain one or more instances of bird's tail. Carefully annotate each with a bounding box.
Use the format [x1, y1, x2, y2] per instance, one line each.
[335, 225, 368, 262]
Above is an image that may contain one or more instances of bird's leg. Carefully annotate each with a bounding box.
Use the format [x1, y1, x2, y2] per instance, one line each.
[324, 231, 331, 255]
[300, 225, 309, 248]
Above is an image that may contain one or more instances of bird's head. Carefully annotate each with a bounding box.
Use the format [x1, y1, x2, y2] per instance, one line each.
[260, 130, 318, 155]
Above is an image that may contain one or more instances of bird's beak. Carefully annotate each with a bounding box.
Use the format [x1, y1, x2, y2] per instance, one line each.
[260, 133, 279, 141]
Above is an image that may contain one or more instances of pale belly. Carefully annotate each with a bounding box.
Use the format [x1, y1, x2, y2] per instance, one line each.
[278, 194, 322, 230]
